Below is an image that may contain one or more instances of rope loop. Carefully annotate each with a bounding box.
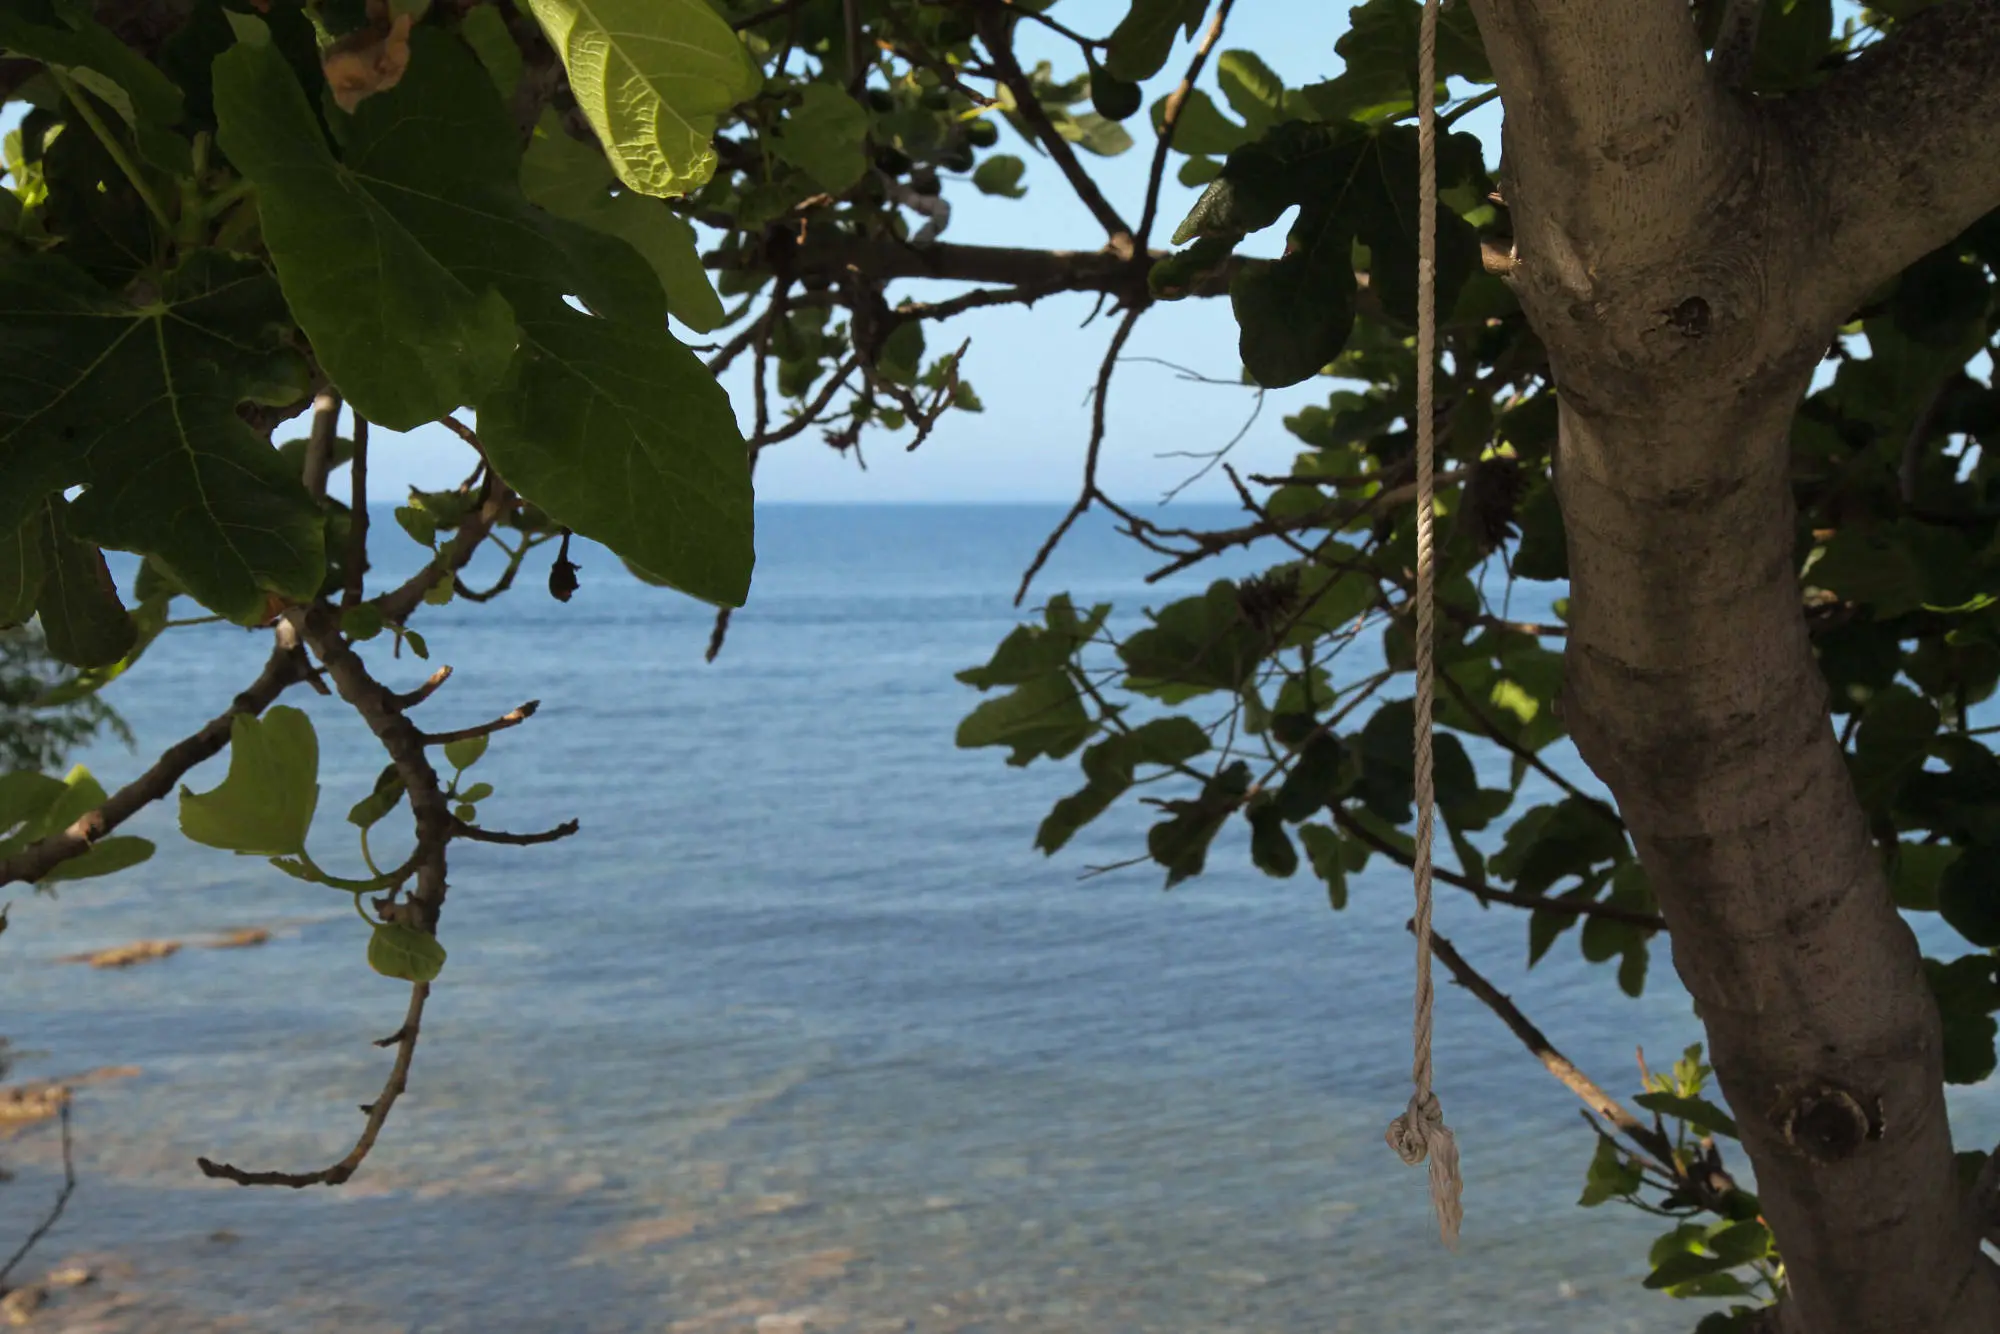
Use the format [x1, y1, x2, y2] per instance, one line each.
[1382, 0, 1465, 1252]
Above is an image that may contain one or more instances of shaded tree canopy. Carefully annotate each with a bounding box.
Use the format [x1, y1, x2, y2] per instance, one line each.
[5, 0, 2000, 1328]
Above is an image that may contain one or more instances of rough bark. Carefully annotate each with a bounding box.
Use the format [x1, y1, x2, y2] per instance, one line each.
[1467, 1, 2000, 1330]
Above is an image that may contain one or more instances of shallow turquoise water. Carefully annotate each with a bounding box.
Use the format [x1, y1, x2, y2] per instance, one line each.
[2, 505, 1991, 1332]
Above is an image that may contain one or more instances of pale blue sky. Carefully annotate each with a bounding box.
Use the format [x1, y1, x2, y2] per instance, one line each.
[10, 4, 1896, 505]
[0, 2, 1501, 505]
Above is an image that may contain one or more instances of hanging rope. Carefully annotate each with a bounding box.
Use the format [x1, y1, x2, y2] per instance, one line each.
[1382, 0, 1464, 1250]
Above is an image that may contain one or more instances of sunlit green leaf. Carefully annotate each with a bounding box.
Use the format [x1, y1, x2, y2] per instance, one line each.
[179, 706, 320, 857]
[525, 0, 759, 198]
[1632, 1091, 1740, 1139]
[368, 921, 447, 982]
[444, 733, 489, 771]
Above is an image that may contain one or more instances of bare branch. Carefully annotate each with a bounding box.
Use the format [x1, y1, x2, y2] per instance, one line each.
[1137, 0, 1237, 247]
[894, 282, 1076, 322]
[343, 414, 370, 607]
[392, 666, 453, 710]
[975, 9, 1134, 254]
[1778, 0, 2000, 329]
[1334, 808, 1665, 929]
[1141, 473, 1461, 582]
[1015, 304, 1146, 604]
[375, 477, 514, 624]
[198, 982, 429, 1188]
[424, 701, 540, 749]
[708, 236, 1229, 300]
[454, 818, 580, 846]
[0, 1101, 75, 1292]
[199, 608, 463, 1188]
[1421, 927, 1649, 1138]
[301, 390, 341, 501]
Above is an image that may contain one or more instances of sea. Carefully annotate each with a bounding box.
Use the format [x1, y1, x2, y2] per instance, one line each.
[1, 504, 1993, 1333]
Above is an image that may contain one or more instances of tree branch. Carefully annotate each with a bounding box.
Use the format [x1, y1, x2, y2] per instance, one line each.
[423, 701, 539, 749]
[198, 982, 428, 1188]
[1709, 0, 1763, 90]
[1419, 925, 1746, 1214]
[1465, 0, 1725, 276]
[1334, 807, 1666, 928]
[975, 7, 1135, 255]
[0, 1101, 74, 1292]
[0, 637, 308, 888]
[1137, 0, 1237, 247]
[1016, 304, 1145, 604]
[454, 818, 580, 846]
[711, 236, 1214, 298]
[1776, 0, 2000, 328]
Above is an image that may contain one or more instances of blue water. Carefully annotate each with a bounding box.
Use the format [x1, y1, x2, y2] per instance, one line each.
[2, 505, 1993, 1332]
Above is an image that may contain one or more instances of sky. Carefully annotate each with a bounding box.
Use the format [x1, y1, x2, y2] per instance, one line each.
[5, 3, 1888, 506]
[0, 1, 1504, 507]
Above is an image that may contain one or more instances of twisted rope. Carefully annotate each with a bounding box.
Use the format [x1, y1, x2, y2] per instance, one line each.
[1383, 0, 1465, 1250]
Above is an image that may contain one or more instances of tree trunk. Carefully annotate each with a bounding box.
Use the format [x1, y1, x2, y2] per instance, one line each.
[1556, 379, 1999, 1334]
[1464, 2, 2000, 1327]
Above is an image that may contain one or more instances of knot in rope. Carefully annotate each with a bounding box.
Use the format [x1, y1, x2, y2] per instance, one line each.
[1385, 1088, 1447, 1166]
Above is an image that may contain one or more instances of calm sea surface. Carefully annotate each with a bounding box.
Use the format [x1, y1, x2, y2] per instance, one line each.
[2, 505, 1992, 1332]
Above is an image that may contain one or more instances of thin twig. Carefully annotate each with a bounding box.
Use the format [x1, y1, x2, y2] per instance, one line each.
[1439, 87, 1500, 130]
[893, 281, 1075, 322]
[1419, 924, 1746, 1212]
[454, 818, 581, 846]
[392, 666, 453, 710]
[1136, 0, 1237, 248]
[344, 415, 371, 607]
[978, 8, 1134, 254]
[1015, 304, 1145, 603]
[753, 355, 862, 451]
[437, 415, 485, 458]
[375, 479, 514, 624]
[302, 390, 341, 501]
[1421, 926, 1650, 1136]
[198, 983, 429, 1188]
[1332, 807, 1665, 928]
[423, 701, 540, 749]
[0, 1101, 75, 1292]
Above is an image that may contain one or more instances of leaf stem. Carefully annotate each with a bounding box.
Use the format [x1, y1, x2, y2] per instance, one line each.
[49, 69, 172, 233]
[1440, 86, 1501, 130]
